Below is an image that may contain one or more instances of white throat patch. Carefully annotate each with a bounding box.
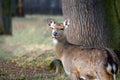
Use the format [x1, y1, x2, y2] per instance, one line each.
[53, 38, 58, 45]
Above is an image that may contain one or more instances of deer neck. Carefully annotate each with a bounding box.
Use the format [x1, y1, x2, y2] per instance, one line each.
[53, 37, 68, 58]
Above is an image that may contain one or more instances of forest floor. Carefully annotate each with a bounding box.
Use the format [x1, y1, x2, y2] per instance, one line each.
[0, 15, 119, 80]
[0, 15, 68, 80]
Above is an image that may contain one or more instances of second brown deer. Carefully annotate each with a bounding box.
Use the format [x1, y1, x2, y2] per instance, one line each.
[47, 19, 119, 80]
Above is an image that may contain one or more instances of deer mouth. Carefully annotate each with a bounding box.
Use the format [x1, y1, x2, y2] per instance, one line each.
[52, 35, 57, 38]
[52, 33, 58, 38]
[52, 35, 60, 39]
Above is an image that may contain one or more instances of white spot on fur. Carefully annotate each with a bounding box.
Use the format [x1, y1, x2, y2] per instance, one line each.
[94, 79, 99, 80]
[81, 76, 86, 79]
[63, 19, 70, 29]
[113, 64, 116, 73]
[53, 38, 58, 45]
[64, 25, 68, 29]
[106, 63, 112, 74]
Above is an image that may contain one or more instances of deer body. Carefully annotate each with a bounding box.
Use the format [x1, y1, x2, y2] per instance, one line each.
[47, 19, 119, 80]
[54, 36, 114, 80]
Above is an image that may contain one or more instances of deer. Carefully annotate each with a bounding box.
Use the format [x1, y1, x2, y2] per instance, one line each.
[47, 19, 119, 80]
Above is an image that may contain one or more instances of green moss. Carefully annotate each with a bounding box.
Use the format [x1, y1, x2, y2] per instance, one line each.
[103, 0, 120, 51]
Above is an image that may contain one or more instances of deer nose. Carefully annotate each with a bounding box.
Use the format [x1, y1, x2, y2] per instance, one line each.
[53, 31, 57, 36]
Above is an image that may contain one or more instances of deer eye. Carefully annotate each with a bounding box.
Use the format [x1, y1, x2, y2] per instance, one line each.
[60, 28, 64, 30]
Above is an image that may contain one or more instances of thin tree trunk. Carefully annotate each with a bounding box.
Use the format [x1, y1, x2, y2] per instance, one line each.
[0, 0, 12, 35]
[3, 0, 12, 35]
[0, 0, 4, 34]
[62, 0, 109, 48]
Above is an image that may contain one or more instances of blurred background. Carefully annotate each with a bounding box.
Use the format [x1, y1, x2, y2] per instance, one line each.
[0, 0, 65, 80]
[0, 0, 120, 80]
[12, 0, 62, 16]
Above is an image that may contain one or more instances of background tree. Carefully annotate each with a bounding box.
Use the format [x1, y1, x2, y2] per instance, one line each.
[0, 0, 12, 35]
[62, 0, 120, 56]
[0, 0, 4, 34]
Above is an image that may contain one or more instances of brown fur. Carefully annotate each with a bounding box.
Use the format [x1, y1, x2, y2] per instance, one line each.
[56, 42, 113, 80]
[47, 19, 118, 80]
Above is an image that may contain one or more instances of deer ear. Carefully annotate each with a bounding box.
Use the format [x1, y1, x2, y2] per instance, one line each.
[47, 19, 55, 28]
[63, 19, 70, 29]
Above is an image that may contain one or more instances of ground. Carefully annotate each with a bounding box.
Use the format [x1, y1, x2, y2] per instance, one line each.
[0, 15, 119, 80]
[0, 15, 68, 80]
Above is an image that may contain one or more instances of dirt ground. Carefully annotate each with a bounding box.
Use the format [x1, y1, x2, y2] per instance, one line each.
[0, 59, 61, 80]
[0, 15, 66, 80]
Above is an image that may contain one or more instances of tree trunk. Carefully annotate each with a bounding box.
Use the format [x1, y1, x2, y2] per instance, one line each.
[62, 0, 109, 48]
[0, 0, 12, 35]
[0, 0, 4, 34]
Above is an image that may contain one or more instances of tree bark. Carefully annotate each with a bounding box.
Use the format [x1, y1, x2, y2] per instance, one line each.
[0, 0, 12, 35]
[0, 0, 4, 34]
[62, 0, 109, 48]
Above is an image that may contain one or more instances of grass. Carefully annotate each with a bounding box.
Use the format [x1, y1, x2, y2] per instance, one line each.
[0, 15, 67, 80]
[0, 15, 63, 58]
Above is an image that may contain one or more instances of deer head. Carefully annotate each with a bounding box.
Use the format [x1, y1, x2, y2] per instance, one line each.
[47, 19, 70, 43]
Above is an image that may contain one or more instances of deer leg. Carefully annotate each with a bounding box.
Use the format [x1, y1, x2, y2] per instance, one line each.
[71, 73, 78, 80]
